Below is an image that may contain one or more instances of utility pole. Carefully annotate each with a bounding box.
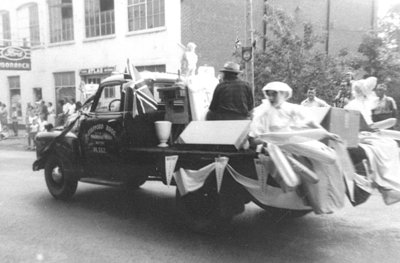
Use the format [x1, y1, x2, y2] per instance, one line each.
[245, 0, 255, 97]
[325, 0, 331, 54]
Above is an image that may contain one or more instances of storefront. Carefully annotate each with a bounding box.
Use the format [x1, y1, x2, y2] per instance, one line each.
[79, 66, 115, 85]
[78, 66, 116, 101]
[0, 45, 31, 120]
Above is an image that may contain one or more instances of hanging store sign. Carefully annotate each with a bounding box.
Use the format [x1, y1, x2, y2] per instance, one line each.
[242, 46, 253, 62]
[79, 66, 115, 76]
[0, 46, 31, 70]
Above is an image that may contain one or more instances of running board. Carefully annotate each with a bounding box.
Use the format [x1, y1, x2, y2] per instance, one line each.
[79, 178, 124, 187]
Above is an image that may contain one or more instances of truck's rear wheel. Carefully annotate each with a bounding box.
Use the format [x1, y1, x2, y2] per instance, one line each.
[44, 156, 78, 200]
[251, 198, 311, 221]
[176, 188, 232, 234]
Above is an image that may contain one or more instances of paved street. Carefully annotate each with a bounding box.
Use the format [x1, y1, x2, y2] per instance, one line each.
[1, 143, 400, 263]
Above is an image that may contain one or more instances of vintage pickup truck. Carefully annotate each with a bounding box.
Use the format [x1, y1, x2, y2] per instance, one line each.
[33, 72, 266, 231]
[33, 72, 375, 232]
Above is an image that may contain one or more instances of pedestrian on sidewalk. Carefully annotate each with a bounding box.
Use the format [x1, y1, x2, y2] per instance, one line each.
[26, 110, 36, 150]
[47, 102, 56, 126]
[25, 103, 34, 148]
[0, 103, 8, 132]
[29, 115, 39, 150]
[11, 106, 18, 136]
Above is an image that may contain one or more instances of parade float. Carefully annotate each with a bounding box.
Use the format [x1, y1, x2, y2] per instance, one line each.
[32, 70, 400, 232]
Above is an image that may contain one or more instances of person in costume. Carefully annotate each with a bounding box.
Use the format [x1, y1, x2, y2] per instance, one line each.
[248, 82, 346, 214]
[344, 77, 377, 125]
[249, 82, 337, 141]
[345, 77, 400, 205]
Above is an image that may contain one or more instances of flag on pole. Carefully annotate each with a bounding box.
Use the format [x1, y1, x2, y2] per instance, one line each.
[124, 58, 158, 115]
[125, 58, 142, 81]
[134, 79, 158, 115]
[234, 36, 242, 50]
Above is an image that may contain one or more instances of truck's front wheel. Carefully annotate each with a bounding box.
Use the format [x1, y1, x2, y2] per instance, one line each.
[44, 156, 78, 200]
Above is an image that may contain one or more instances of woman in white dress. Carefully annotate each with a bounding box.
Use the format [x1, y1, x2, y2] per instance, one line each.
[248, 82, 346, 214]
[345, 77, 400, 205]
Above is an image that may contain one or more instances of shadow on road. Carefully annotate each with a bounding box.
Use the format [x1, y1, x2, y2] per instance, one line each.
[23, 180, 400, 263]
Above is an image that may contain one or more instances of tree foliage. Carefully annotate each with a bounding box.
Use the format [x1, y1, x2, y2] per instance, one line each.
[355, 5, 400, 103]
[251, 3, 400, 106]
[253, 3, 345, 105]
[358, 6, 400, 82]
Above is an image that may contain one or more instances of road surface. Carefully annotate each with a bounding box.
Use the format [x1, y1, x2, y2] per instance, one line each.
[0, 149, 399, 263]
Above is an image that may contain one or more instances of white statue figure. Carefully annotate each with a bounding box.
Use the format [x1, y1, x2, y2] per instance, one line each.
[181, 42, 198, 77]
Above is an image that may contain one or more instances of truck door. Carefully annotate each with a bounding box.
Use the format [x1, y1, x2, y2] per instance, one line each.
[80, 81, 125, 179]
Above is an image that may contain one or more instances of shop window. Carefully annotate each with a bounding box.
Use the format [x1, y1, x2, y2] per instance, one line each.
[86, 76, 102, 84]
[0, 11, 11, 46]
[54, 72, 75, 114]
[8, 76, 22, 117]
[85, 0, 115, 38]
[48, 0, 74, 43]
[128, 0, 165, 32]
[17, 3, 40, 47]
[33, 87, 42, 102]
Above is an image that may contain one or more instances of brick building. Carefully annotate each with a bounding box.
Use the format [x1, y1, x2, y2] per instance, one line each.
[0, 0, 376, 122]
[182, 0, 377, 70]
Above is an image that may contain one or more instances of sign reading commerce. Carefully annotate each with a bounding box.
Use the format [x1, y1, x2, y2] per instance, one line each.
[0, 46, 31, 70]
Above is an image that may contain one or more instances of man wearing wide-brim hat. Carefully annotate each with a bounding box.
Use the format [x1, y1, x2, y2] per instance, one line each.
[206, 61, 254, 120]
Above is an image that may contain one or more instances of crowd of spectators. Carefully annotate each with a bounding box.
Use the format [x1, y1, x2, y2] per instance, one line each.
[0, 98, 79, 148]
[24, 98, 80, 150]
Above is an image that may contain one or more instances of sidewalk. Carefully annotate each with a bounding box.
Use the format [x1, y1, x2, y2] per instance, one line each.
[0, 129, 32, 151]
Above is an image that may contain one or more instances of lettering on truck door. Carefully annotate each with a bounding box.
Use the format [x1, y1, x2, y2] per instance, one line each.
[80, 82, 124, 179]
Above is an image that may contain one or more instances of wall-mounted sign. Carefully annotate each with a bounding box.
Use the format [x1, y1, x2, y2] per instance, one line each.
[0, 46, 31, 70]
[242, 46, 253, 62]
[79, 66, 115, 76]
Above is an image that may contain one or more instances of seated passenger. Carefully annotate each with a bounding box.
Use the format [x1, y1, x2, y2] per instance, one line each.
[248, 82, 346, 214]
[344, 77, 377, 125]
[249, 82, 337, 143]
[345, 77, 400, 205]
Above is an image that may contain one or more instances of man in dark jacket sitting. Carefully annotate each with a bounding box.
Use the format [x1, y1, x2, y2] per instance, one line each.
[206, 61, 254, 120]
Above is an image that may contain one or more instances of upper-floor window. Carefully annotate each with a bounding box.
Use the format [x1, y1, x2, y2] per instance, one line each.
[85, 0, 115, 38]
[0, 11, 11, 46]
[48, 0, 74, 43]
[128, 0, 165, 32]
[17, 3, 40, 47]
